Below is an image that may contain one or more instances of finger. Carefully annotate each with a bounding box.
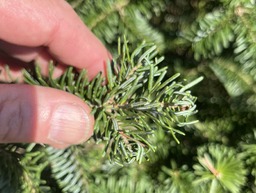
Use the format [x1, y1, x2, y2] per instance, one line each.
[0, 51, 27, 82]
[0, 84, 94, 148]
[0, 0, 111, 79]
[0, 48, 65, 81]
[0, 40, 45, 63]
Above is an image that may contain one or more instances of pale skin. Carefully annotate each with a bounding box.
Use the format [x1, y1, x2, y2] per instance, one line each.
[0, 0, 111, 148]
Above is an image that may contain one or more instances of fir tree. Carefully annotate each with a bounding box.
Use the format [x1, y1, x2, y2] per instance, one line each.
[1, 0, 256, 193]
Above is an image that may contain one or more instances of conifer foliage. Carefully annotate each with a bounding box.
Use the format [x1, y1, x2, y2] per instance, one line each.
[1, 0, 255, 192]
[24, 39, 201, 165]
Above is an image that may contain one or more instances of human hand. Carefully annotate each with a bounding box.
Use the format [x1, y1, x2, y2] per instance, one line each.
[0, 0, 111, 148]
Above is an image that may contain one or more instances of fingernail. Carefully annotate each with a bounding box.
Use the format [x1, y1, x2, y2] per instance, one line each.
[48, 103, 92, 145]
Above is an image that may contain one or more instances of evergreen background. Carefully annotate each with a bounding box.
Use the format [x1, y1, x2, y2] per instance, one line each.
[1, 0, 255, 192]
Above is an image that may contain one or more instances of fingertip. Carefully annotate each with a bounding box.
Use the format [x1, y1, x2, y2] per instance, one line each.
[34, 86, 95, 147]
[46, 102, 93, 146]
[0, 84, 94, 148]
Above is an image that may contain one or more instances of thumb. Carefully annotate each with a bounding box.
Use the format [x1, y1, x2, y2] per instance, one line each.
[0, 84, 94, 148]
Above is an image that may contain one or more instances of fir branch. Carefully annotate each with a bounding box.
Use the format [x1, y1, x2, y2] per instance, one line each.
[24, 39, 200, 165]
[71, 0, 164, 51]
[0, 144, 24, 193]
[233, 2, 256, 81]
[194, 144, 247, 193]
[84, 0, 130, 30]
[20, 149, 50, 193]
[161, 164, 196, 193]
[0, 144, 50, 193]
[184, 7, 235, 60]
[210, 58, 256, 97]
[90, 174, 157, 193]
[239, 130, 256, 188]
[46, 146, 89, 193]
